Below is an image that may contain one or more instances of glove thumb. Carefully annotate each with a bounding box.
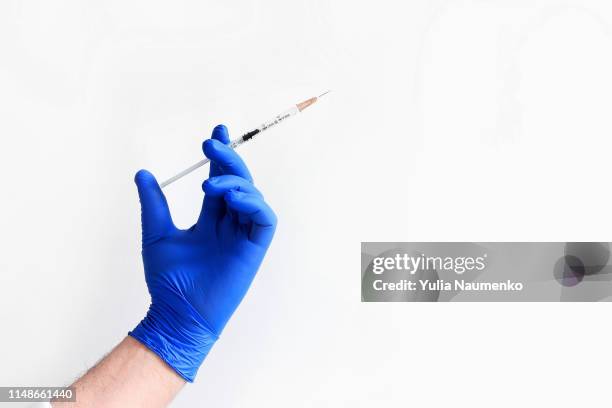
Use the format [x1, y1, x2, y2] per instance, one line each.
[134, 169, 175, 246]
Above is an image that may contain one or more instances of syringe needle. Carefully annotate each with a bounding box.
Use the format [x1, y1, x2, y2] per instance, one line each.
[160, 92, 329, 188]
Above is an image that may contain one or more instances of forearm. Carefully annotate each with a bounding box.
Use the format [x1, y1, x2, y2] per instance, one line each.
[53, 337, 185, 408]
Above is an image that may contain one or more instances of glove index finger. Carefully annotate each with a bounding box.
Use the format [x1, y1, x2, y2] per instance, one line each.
[207, 124, 230, 178]
[203, 139, 253, 183]
[211, 124, 230, 144]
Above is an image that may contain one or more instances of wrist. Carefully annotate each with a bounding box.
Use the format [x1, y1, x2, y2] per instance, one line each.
[129, 298, 218, 382]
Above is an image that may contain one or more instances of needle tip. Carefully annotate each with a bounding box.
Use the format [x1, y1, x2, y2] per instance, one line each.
[318, 90, 331, 98]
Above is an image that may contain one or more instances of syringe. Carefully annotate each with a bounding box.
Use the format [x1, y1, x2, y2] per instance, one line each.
[160, 91, 330, 188]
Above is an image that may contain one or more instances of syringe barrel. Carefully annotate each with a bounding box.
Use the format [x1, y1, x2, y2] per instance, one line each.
[258, 106, 299, 133]
[160, 99, 314, 188]
[232, 105, 300, 149]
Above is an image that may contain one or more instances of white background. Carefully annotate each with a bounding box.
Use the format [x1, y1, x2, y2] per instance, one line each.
[1, 0, 612, 407]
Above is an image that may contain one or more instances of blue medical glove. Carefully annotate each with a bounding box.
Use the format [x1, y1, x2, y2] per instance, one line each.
[129, 124, 277, 382]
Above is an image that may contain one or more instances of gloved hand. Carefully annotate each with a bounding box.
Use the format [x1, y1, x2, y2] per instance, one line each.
[129, 124, 277, 382]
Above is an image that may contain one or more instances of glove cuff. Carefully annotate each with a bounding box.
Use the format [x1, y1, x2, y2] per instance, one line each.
[129, 298, 219, 382]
